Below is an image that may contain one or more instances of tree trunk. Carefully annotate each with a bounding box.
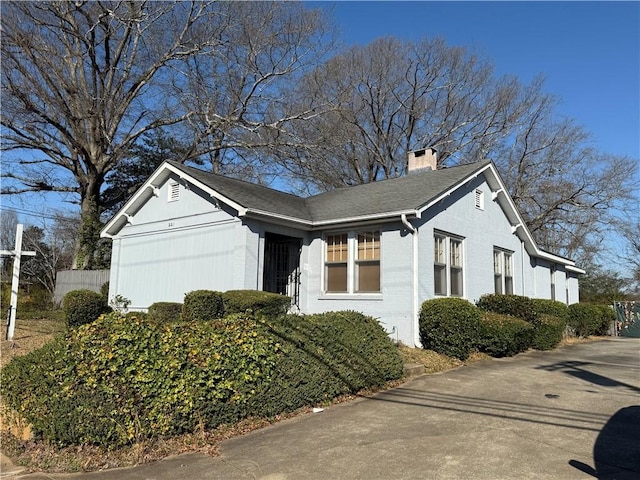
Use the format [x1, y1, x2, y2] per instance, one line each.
[72, 182, 103, 270]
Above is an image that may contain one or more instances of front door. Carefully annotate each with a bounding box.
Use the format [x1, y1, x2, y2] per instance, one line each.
[263, 233, 302, 306]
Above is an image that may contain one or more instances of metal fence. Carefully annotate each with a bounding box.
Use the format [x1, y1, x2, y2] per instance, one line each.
[613, 301, 640, 338]
[53, 269, 110, 305]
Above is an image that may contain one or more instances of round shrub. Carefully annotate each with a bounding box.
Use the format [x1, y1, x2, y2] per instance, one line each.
[531, 299, 569, 321]
[419, 298, 480, 360]
[477, 312, 533, 357]
[222, 290, 291, 318]
[568, 303, 605, 337]
[476, 294, 538, 324]
[595, 305, 616, 335]
[532, 314, 566, 350]
[63, 289, 110, 328]
[182, 290, 224, 321]
[148, 302, 183, 323]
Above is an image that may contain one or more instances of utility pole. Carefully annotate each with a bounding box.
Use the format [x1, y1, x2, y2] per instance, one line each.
[1, 224, 36, 341]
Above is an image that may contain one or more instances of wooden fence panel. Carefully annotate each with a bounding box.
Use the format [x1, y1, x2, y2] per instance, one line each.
[54, 270, 110, 305]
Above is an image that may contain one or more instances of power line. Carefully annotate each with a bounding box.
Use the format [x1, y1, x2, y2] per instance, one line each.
[0, 205, 77, 222]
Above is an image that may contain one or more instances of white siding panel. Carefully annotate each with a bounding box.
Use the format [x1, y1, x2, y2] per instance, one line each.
[115, 219, 244, 309]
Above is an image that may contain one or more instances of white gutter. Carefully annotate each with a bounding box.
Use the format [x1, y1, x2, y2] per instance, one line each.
[401, 213, 421, 347]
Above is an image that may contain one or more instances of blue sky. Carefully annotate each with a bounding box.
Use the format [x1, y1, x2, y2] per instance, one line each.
[317, 1, 640, 162]
[3, 1, 639, 225]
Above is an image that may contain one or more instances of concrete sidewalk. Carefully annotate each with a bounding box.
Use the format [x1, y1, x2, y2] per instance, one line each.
[4, 338, 640, 479]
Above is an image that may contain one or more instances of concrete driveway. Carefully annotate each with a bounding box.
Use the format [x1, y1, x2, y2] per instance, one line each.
[8, 338, 640, 480]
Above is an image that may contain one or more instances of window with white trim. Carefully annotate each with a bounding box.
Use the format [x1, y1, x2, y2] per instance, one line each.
[494, 248, 513, 294]
[434, 232, 464, 297]
[325, 234, 348, 292]
[324, 231, 381, 294]
[168, 181, 180, 202]
[550, 265, 556, 301]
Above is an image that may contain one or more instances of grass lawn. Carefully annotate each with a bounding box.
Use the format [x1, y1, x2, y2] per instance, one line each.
[1, 315, 66, 369]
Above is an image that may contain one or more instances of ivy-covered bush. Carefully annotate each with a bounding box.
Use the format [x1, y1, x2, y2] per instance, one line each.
[0, 310, 402, 447]
[568, 303, 614, 337]
[476, 294, 538, 324]
[182, 290, 224, 322]
[532, 314, 566, 350]
[63, 289, 111, 328]
[476, 312, 533, 357]
[531, 299, 569, 321]
[249, 311, 404, 417]
[148, 302, 183, 323]
[0, 312, 277, 446]
[419, 298, 480, 360]
[222, 290, 291, 318]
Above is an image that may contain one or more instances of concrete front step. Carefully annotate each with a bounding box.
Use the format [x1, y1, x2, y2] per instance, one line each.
[403, 363, 425, 377]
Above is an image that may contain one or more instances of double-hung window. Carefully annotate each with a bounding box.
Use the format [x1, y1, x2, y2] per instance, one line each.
[494, 248, 513, 294]
[434, 232, 464, 297]
[325, 234, 348, 292]
[324, 231, 381, 294]
[356, 232, 380, 292]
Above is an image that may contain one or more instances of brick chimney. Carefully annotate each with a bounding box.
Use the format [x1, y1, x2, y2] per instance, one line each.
[407, 148, 437, 173]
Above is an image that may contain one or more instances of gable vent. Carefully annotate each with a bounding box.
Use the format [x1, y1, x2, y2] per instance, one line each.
[168, 182, 180, 202]
[474, 189, 484, 210]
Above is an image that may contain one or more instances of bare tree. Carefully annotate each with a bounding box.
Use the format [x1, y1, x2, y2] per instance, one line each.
[492, 89, 636, 262]
[275, 37, 527, 191]
[20, 214, 78, 299]
[276, 36, 636, 265]
[171, 1, 335, 181]
[1, 1, 213, 268]
[0, 208, 19, 279]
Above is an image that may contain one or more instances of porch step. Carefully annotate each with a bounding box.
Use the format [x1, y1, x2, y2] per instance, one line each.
[403, 363, 425, 377]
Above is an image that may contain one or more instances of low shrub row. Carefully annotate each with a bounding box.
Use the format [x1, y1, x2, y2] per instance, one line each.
[0, 310, 402, 447]
[419, 295, 613, 359]
[63, 289, 291, 327]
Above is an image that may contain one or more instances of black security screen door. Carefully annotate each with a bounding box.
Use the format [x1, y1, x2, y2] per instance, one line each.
[263, 233, 302, 306]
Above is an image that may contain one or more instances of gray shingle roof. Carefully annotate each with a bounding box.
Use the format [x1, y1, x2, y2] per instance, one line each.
[166, 161, 312, 221]
[167, 160, 492, 225]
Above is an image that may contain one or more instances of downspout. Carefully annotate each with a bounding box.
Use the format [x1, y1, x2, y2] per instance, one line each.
[401, 214, 420, 347]
[520, 240, 526, 296]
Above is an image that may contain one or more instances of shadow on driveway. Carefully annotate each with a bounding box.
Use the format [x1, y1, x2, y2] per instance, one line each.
[535, 360, 640, 394]
[569, 405, 640, 479]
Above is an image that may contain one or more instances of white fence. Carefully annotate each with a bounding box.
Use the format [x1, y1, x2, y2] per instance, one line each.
[54, 270, 110, 305]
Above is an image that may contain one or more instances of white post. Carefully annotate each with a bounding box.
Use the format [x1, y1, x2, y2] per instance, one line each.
[1, 224, 36, 341]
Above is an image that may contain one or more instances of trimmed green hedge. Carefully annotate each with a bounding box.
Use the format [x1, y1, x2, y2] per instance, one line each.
[568, 303, 614, 337]
[476, 294, 538, 324]
[419, 298, 480, 360]
[249, 311, 403, 417]
[62, 289, 111, 328]
[532, 314, 566, 350]
[222, 290, 291, 318]
[182, 290, 224, 322]
[476, 312, 533, 357]
[531, 299, 569, 321]
[0, 310, 402, 447]
[1, 312, 277, 446]
[148, 302, 183, 323]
